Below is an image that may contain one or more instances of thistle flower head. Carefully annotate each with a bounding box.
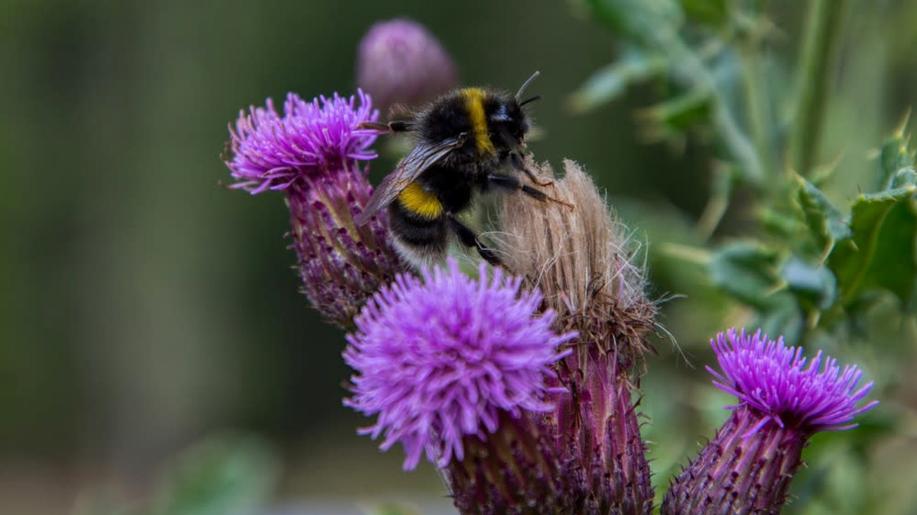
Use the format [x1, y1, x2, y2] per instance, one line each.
[226, 91, 379, 193]
[225, 88, 402, 326]
[357, 18, 457, 112]
[708, 328, 879, 436]
[344, 260, 575, 470]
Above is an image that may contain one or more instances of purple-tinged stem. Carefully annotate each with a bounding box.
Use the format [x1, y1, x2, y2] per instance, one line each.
[662, 406, 806, 515]
[554, 348, 654, 515]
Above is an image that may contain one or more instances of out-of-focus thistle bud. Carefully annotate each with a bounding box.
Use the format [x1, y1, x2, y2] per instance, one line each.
[224, 91, 403, 327]
[498, 159, 657, 514]
[662, 329, 878, 514]
[356, 18, 458, 114]
[343, 260, 577, 513]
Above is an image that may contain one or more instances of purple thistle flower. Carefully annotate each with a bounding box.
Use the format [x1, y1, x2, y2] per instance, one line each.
[343, 259, 575, 471]
[227, 91, 379, 193]
[357, 18, 457, 113]
[662, 329, 878, 514]
[225, 90, 403, 327]
[707, 328, 878, 435]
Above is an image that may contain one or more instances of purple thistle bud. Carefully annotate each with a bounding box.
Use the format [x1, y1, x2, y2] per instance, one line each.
[344, 259, 575, 473]
[225, 91, 404, 327]
[662, 329, 879, 514]
[356, 18, 458, 113]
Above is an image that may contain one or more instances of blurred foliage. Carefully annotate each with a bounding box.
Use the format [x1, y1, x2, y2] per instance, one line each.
[574, 0, 917, 512]
[74, 434, 277, 515]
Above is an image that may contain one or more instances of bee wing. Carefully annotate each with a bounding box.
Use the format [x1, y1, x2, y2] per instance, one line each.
[355, 136, 463, 226]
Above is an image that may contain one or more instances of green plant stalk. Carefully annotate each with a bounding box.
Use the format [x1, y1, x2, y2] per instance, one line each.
[740, 41, 773, 178]
[665, 36, 765, 185]
[790, 0, 848, 175]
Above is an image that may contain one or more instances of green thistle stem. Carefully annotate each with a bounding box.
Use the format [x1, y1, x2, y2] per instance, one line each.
[790, 0, 848, 175]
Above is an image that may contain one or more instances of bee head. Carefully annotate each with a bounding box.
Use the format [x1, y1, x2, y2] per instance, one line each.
[488, 71, 541, 150]
[488, 98, 529, 148]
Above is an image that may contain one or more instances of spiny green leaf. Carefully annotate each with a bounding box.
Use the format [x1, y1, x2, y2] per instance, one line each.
[709, 241, 782, 309]
[796, 176, 851, 256]
[759, 207, 806, 239]
[569, 51, 668, 113]
[890, 167, 917, 189]
[876, 112, 915, 190]
[828, 185, 917, 308]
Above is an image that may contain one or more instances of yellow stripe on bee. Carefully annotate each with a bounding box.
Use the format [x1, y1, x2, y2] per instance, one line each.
[398, 182, 443, 219]
[461, 88, 496, 156]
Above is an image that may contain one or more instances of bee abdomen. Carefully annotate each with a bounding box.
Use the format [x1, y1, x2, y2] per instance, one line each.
[397, 181, 444, 219]
[388, 201, 449, 268]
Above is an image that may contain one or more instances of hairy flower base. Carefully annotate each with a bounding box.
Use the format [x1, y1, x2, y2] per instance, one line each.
[662, 406, 806, 515]
[288, 168, 402, 326]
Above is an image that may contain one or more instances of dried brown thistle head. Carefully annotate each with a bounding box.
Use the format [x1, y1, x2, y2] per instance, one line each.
[497, 159, 656, 368]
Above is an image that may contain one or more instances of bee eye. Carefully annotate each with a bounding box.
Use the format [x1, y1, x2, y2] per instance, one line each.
[490, 103, 512, 123]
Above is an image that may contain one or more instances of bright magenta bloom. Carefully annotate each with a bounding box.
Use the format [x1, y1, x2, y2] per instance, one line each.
[344, 260, 574, 470]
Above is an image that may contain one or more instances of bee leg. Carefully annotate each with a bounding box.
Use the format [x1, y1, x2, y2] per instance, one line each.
[357, 120, 414, 133]
[447, 215, 503, 266]
[510, 152, 553, 187]
[487, 173, 574, 210]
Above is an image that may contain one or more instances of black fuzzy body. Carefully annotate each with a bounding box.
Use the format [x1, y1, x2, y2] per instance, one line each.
[388, 164, 482, 266]
[389, 87, 530, 266]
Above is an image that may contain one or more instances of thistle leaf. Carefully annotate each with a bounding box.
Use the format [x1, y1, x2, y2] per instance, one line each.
[828, 185, 917, 309]
[876, 112, 915, 191]
[795, 176, 851, 256]
[709, 242, 782, 309]
[781, 256, 837, 311]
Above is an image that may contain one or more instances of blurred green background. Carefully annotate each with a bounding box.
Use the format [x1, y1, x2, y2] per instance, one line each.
[1, 0, 915, 514]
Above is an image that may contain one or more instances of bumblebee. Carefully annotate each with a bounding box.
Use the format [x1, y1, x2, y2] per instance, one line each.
[356, 71, 570, 268]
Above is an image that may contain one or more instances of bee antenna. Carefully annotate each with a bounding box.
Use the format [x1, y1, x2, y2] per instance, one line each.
[515, 70, 541, 101]
[519, 95, 541, 107]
